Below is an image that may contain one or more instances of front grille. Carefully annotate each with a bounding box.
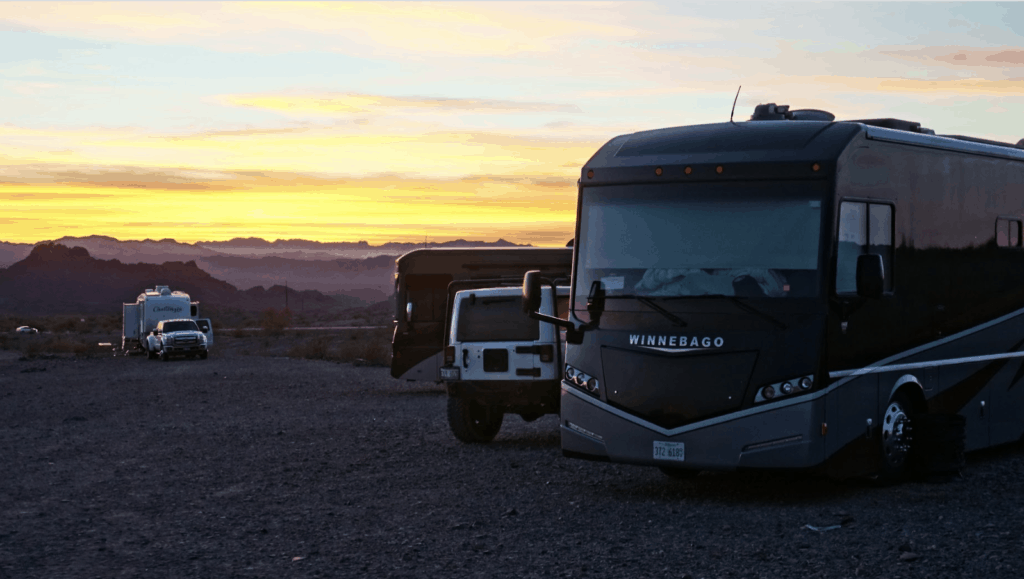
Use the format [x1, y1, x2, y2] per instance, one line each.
[601, 347, 758, 429]
[174, 336, 199, 346]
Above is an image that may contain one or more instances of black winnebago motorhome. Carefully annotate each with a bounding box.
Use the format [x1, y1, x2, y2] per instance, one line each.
[391, 247, 571, 381]
[523, 103, 1024, 479]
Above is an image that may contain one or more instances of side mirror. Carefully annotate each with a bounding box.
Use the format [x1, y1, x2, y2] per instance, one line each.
[405, 301, 414, 323]
[522, 270, 542, 313]
[856, 254, 884, 299]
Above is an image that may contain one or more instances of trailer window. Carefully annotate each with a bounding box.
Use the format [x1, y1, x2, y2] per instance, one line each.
[837, 201, 893, 294]
[457, 297, 540, 342]
[996, 218, 1022, 248]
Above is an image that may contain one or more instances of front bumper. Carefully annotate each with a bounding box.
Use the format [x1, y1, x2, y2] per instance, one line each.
[559, 382, 826, 471]
[164, 344, 208, 354]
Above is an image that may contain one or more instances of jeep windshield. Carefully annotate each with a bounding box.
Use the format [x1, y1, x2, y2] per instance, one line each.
[164, 321, 199, 333]
[575, 181, 825, 311]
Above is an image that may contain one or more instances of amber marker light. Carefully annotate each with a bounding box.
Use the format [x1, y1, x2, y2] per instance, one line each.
[655, 167, 663, 176]
[716, 165, 724, 174]
[812, 163, 821, 172]
[587, 169, 594, 179]
[684, 166, 692, 175]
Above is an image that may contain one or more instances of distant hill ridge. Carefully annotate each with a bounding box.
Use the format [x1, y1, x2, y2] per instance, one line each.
[0, 243, 353, 316]
[1, 235, 532, 267]
[0, 236, 538, 294]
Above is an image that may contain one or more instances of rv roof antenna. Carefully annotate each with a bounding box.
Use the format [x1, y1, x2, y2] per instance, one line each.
[730, 85, 742, 125]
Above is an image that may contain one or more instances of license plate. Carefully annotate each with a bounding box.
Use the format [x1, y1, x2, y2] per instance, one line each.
[653, 441, 685, 462]
[439, 366, 460, 381]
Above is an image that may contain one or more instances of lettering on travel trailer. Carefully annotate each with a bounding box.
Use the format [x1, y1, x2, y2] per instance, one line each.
[525, 103, 1024, 480]
[391, 247, 573, 381]
[122, 285, 201, 350]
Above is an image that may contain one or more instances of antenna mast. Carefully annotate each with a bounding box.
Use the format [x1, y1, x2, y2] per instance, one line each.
[730, 85, 742, 124]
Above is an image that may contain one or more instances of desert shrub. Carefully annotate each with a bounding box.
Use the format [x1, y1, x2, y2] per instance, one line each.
[259, 308, 292, 337]
[22, 335, 94, 357]
[286, 329, 392, 366]
[335, 328, 392, 366]
[287, 337, 333, 360]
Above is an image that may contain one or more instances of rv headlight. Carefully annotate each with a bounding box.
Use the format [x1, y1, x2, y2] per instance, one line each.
[756, 374, 815, 403]
[564, 364, 599, 397]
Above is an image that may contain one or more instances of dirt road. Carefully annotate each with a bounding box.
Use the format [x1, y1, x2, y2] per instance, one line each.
[2, 349, 1022, 578]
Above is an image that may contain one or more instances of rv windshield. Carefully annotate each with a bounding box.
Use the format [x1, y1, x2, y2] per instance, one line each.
[576, 182, 824, 309]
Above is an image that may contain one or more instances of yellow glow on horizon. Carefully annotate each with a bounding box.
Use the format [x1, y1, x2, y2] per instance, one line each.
[0, 178, 577, 246]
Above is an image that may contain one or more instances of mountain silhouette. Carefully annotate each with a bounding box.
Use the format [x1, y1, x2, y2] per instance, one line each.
[0, 243, 342, 315]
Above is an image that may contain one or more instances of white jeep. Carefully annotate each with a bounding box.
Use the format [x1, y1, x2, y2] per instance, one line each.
[440, 285, 567, 442]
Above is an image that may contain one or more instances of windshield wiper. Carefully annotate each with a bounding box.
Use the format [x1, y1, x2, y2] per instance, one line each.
[614, 295, 688, 327]
[633, 294, 787, 330]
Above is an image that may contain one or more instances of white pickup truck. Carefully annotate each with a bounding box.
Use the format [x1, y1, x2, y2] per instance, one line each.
[146, 319, 210, 361]
[440, 285, 567, 443]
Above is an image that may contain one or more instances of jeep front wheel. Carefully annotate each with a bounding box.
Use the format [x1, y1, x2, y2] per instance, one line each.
[446, 396, 503, 443]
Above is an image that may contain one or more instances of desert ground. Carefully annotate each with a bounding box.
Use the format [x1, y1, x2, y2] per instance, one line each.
[2, 332, 1023, 579]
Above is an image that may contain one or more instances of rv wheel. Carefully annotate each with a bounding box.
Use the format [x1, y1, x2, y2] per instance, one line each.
[447, 396, 503, 443]
[878, 391, 915, 481]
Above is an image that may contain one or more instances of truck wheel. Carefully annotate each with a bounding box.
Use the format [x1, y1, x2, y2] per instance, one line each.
[160, 350, 170, 362]
[199, 352, 208, 360]
[878, 391, 915, 482]
[147, 349, 157, 360]
[447, 396, 503, 443]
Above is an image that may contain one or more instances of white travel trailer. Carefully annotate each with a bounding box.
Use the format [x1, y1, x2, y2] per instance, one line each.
[122, 285, 212, 352]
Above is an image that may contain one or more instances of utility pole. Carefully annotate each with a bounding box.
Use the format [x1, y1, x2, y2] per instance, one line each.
[285, 280, 289, 310]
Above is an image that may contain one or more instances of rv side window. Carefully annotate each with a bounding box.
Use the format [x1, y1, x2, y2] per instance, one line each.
[836, 201, 893, 294]
[996, 218, 1022, 248]
[405, 274, 454, 322]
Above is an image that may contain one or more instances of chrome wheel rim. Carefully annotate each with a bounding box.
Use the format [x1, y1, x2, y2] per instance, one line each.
[882, 400, 911, 467]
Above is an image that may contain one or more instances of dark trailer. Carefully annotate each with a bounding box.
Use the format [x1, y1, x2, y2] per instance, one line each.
[527, 104, 1024, 479]
[391, 247, 572, 381]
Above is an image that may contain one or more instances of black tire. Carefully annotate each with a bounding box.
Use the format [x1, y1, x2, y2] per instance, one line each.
[147, 349, 157, 360]
[199, 352, 208, 360]
[160, 350, 170, 362]
[658, 466, 701, 480]
[447, 396, 503, 443]
[878, 391, 916, 481]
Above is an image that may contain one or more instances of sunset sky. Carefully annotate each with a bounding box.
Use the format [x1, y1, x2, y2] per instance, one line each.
[2, 2, 1023, 246]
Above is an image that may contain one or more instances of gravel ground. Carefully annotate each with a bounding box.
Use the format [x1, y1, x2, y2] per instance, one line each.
[2, 345, 1023, 579]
